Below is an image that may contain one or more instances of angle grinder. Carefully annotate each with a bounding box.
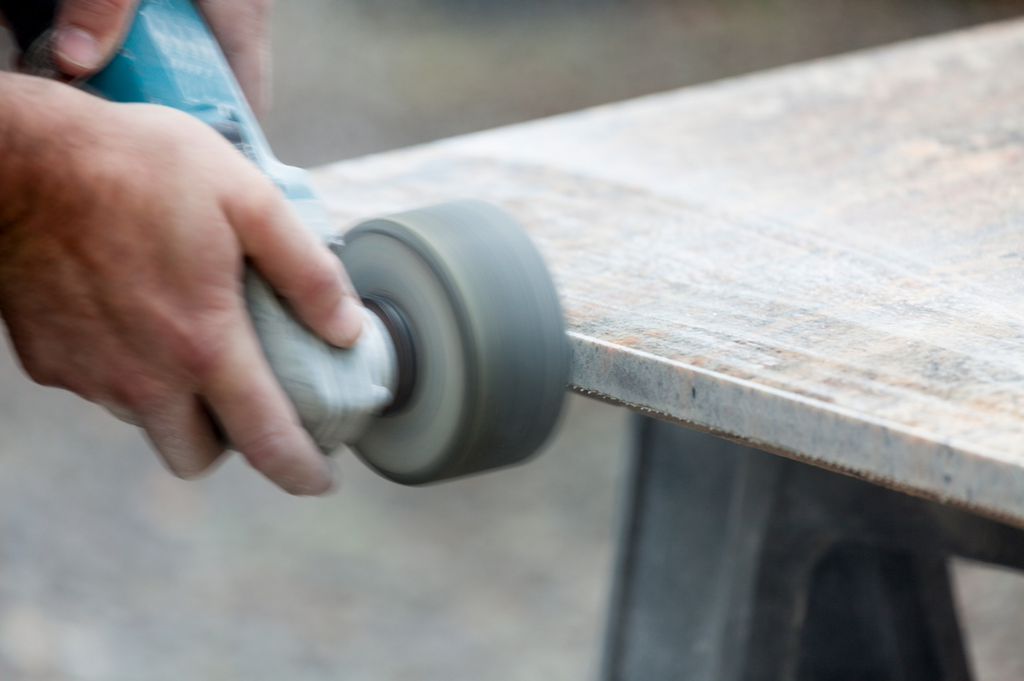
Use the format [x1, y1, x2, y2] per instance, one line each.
[5, 0, 568, 484]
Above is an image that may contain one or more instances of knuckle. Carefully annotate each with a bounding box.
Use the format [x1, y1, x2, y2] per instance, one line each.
[237, 179, 281, 229]
[12, 335, 104, 400]
[114, 372, 160, 412]
[175, 319, 233, 383]
[65, 375, 101, 403]
[22, 358, 60, 389]
[153, 295, 238, 384]
[238, 425, 293, 473]
[15, 343, 69, 391]
[143, 405, 223, 480]
[153, 431, 219, 480]
[295, 260, 343, 312]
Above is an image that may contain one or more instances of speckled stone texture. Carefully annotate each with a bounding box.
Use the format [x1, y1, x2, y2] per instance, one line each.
[311, 19, 1024, 528]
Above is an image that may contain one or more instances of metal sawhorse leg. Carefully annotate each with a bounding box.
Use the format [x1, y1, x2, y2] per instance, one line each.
[601, 417, 1024, 681]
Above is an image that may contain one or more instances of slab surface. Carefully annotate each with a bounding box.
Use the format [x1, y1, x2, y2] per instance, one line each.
[312, 19, 1024, 527]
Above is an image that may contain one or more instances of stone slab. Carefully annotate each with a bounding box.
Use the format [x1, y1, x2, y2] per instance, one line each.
[310, 19, 1024, 527]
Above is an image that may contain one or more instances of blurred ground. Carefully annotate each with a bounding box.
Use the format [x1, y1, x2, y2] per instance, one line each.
[0, 344, 628, 680]
[4, 0, 1024, 679]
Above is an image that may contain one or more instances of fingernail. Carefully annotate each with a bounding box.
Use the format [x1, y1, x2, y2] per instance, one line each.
[54, 27, 100, 71]
[294, 458, 335, 496]
[318, 457, 341, 496]
[326, 296, 363, 347]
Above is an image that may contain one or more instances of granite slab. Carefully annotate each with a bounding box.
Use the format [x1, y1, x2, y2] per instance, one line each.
[310, 18, 1024, 527]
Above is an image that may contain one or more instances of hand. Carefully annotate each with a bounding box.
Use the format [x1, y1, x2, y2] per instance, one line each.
[51, 0, 272, 113]
[0, 75, 362, 494]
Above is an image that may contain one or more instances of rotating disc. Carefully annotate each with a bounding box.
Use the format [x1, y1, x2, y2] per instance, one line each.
[339, 200, 568, 484]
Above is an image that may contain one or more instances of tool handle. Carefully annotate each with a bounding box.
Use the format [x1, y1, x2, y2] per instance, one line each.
[92, 0, 322, 207]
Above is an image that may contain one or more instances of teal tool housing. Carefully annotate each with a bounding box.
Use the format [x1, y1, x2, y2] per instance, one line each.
[87, 0, 316, 203]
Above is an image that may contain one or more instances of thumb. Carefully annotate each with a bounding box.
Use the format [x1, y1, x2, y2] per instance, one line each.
[53, 0, 140, 75]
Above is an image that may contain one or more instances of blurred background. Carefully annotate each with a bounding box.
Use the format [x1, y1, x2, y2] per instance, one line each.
[4, 0, 1024, 678]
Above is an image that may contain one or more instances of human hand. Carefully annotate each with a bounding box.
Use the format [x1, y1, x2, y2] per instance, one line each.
[51, 0, 272, 112]
[0, 75, 362, 494]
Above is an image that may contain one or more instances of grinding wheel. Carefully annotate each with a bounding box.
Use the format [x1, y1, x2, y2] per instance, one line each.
[339, 200, 569, 485]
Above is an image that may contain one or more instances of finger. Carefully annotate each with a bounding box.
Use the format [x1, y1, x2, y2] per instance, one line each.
[97, 399, 142, 426]
[140, 394, 226, 479]
[227, 187, 363, 348]
[53, 0, 140, 75]
[202, 311, 333, 495]
[199, 0, 272, 114]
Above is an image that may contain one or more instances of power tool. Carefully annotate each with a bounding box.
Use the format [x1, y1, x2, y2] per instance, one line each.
[2, 0, 568, 484]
